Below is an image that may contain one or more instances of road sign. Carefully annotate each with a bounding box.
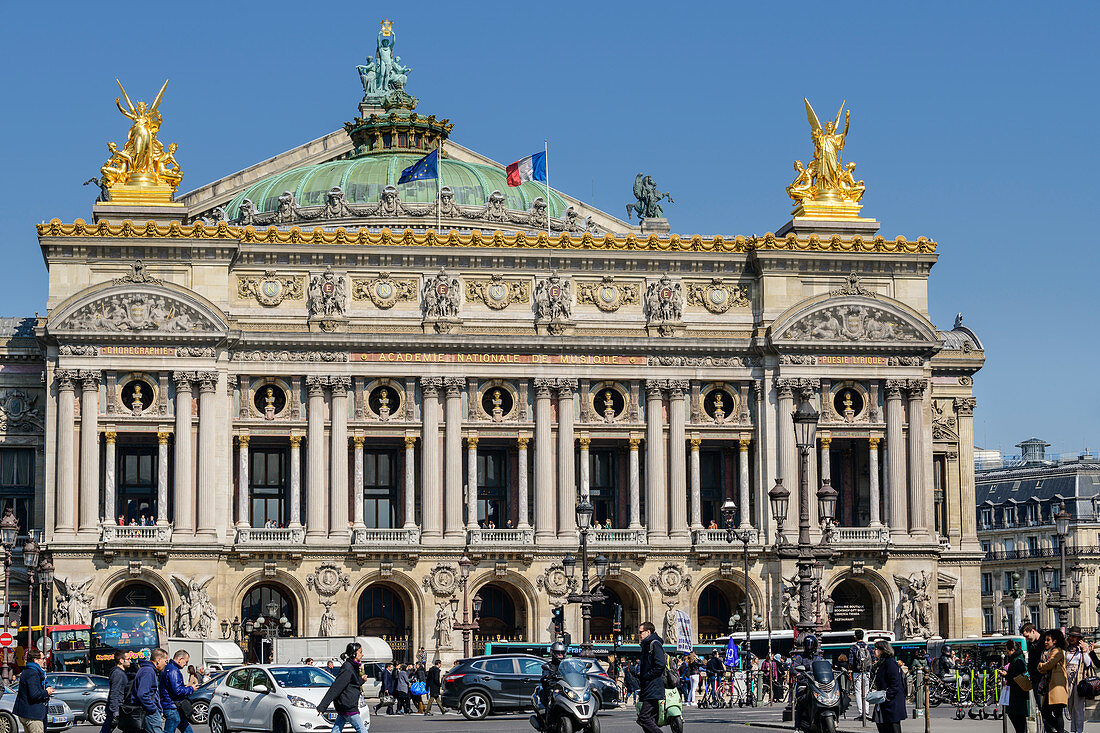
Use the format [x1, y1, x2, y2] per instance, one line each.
[36, 636, 53, 652]
[0, 632, 14, 648]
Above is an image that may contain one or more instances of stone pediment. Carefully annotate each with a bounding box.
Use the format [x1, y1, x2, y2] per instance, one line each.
[49, 281, 229, 341]
[770, 294, 938, 349]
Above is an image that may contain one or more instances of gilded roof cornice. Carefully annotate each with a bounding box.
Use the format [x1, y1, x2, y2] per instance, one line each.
[37, 218, 937, 254]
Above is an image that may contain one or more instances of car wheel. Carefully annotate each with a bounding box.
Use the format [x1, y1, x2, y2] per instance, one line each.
[0, 711, 16, 733]
[190, 700, 210, 724]
[209, 708, 230, 733]
[88, 701, 108, 726]
[460, 691, 491, 720]
[591, 691, 602, 712]
[273, 711, 291, 733]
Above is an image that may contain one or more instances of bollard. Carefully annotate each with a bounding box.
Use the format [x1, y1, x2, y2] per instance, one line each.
[913, 658, 929, 732]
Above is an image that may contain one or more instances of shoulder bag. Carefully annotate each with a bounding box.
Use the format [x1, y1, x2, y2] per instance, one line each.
[117, 677, 146, 733]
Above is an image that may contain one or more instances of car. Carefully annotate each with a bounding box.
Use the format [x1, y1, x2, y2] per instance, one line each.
[0, 685, 76, 732]
[44, 673, 109, 726]
[208, 664, 357, 733]
[571, 659, 621, 710]
[189, 670, 232, 725]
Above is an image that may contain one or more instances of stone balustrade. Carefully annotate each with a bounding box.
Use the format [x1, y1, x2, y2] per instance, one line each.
[102, 525, 173, 543]
[588, 528, 648, 545]
[351, 527, 421, 545]
[235, 527, 305, 545]
[468, 527, 535, 545]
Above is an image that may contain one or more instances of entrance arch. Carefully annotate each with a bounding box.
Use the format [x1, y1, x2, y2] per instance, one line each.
[697, 580, 747, 642]
[108, 581, 165, 610]
[829, 578, 878, 631]
[241, 583, 298, 662]
[474, 582, 526, 640]
[357, 582, 412, 662]
[591, 579, 643, 641]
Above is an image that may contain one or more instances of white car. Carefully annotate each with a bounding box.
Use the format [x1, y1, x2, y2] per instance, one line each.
[208, 664, 368, 733]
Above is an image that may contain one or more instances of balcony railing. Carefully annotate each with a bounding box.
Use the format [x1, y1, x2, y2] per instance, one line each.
[351, 527, 421, 545]
[235, 527, 305, 545]
[984, 546, 1100, 561]
[939, 535, 952, 550]
[693, 528, 760, 545]
[102, 525, 172, 543]
[589, 528, 648, 545]
[831, 526, 890, 544]
[469, 528, 534, 545]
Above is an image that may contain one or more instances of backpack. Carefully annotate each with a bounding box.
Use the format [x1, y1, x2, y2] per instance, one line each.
[852, 642, 872, 672]
[117, 674, 146, 733]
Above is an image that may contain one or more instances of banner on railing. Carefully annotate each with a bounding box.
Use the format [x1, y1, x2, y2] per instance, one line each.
[675, 610, 693, 653]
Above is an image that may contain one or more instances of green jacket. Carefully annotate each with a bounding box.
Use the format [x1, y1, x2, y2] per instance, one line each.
[1005, 652, 1030, 717]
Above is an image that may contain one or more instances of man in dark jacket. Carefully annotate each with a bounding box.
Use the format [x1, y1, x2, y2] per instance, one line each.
[133, 648, 169, 733]
[425, 659, 445, 715]
[159, 650, 195, 733]
[101, 650, 131, 733]
[373, 662, 395, 715]
[1021, 622, 1044, 708]
[636, 621, 667, 733]
[14, 648, 53, 733]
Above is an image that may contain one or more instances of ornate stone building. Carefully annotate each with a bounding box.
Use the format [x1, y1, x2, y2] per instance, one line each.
[8, 26, 986, 657]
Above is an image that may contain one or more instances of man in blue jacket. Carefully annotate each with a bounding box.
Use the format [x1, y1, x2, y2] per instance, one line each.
[160, 650, 196, 733]
[133, 648, 169, 733]
[636, 621, 667, 733]
[14, 648, 54, 733]
[373, 662, 395, 715]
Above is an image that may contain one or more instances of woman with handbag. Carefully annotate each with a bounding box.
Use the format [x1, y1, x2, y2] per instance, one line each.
[1064, 626, 1094, 733]
[870, 640, 906, 733]
[395, 663, 412, 715]
[1003, 640, 1031, 733]
[317, 642, 370, 733]
[1037, 628, 1069, 733]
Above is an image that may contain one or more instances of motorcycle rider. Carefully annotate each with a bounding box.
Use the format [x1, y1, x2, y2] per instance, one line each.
[793, 634, 823, 727]
[535, 641, 568, 728]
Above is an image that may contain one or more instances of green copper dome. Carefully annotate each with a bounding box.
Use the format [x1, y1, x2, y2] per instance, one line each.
[223, 152, 568, 220]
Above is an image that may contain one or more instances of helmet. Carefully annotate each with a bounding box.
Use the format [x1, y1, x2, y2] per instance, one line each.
[802, 634, 819, 657]
[549, 641, 567, 662]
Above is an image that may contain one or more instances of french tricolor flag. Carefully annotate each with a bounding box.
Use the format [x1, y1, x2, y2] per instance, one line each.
[506, 151, 547, 187]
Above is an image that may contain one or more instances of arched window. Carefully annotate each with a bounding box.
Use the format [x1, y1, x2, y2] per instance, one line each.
[108, 582, 164, 610]
[829, 579, 876, 631]
[241, 584, 296, 633]
[476, 585, 517, 637]
[357, 585, 406, 637]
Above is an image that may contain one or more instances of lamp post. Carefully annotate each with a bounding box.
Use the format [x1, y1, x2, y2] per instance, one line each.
[220, 617, 242, 644]
[723, 499, 754, 670]
[0, 508, 18, 683]
[452, 552, 481, 658]
[36, 556, 52, 634]
[563, 499, 608, 658]
[1043, 506, 1082, 628]
[22, 534, 39, 654]
[1010, 571, 1024, 633]
[247, 600, 291, 663]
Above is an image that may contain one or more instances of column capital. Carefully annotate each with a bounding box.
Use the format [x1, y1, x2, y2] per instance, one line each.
[819, 436, 832, 449]
[517, 436, 530, 449]
[796, 378, 820, 403]
[157, 430, 172, 445]
[227, 374, 237, 396]
[330, 375, 352, 391]
[173, 371, 197, 390]
[197, 371, 219, 393]
[905, 379, 927, 400]
[578, 435, 591, 449]
[555, 378, 578, 398]
[868, 435, 882, 449]
[775, 377, 798, 400]
[884, 379, 907, 399]
[467, 435, 479, 448]
[79, 370, 101, 391]
[104, 430, 117, 444]
[352, 435, 365, 449]
[420, 377, 442, 397]
[237, 434, 250, 447]
[629, 436, 642, 449]
[739, 437, 751, 451]
[645, 379, 668, 398]
[533, 378, 555, 397]
[689, 436, 702, 449]
[403, 435, 418, 449]
[306, 375, 328, 396]
[954, 397, 977, 416]
[289, 434, 302, 448]
[443, 377, 465, 397]
[55, 369, 79, 392]
[668, 379, 689, 398]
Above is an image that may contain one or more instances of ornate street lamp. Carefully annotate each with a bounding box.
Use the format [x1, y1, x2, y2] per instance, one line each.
[565, 500, 608, 658]
[452, 551, 480, 658]
[1045, 506, 1082, 628]
[22, 535, 39, 653]
[769, 479, 790, 546]
[724, 497, 755, 680]
[778, 399, 822, 638]
[0, 508, 19, 683]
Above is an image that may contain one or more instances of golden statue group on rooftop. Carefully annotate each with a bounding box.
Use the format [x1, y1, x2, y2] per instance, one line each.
[98, 79, 183, 205]
[786, 98, 867, 218]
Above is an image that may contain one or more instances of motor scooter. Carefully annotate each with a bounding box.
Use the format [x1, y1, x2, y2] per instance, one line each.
[529, 658, 600, 733]
[792, 660, 843, 733]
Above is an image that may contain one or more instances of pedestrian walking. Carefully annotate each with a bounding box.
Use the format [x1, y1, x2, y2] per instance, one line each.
[395, 663, 412, 714]
[624, 662, 640, 704]
[317, 642, 370, 733]
[132, 648, 169, 733]
[687, 653, 702, 705]
[870, 640, 906, 733]
[1003, 640, 1030, 733]
[635, 620, 667, 733]
[14, 648, 54, 733]
[412, 660, 428, 713]
[159, 650, 196, 733]
[849, 628, 873, 721]
[1037, 628, 1069, 733]
[101, 651, 130, 733]
[1064, 626, 1093, 733]
[1021, 622, 1045, 709]
[425, 659, 446, 715]
[373, 662, 395, 715]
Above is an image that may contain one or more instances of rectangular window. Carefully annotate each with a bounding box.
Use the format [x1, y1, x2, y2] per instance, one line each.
[250, 447, 287, 527]
[699, 449, 723, 527]
[1003, 538, 1016, 554]
[981, 541, 991, 554]
[1029, 606, 1040, 625]
[364, 449, 399, 529]
[981, 573, 993, 594]
[1027, 536, 1039, 553]
[118, 446, 157, 524]
[1027, 570, 1040, 593]
[475, 449, 507, 528]
[588, 449, 618, 527]
[983, 608, 994, 634]
[1003, 572, 1014, 592]
[0, 448, 34, 533]
[980, 508, 992, 529]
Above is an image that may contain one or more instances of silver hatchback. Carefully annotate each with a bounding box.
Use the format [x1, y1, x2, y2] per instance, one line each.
[208, 664, 364, 733]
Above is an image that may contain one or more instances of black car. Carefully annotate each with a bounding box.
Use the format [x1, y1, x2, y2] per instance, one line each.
[441, 654, 618, 720]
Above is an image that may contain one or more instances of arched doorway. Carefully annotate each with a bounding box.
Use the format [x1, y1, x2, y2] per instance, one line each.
[357, 583, 410, 662]
[108, 582, 165, 610]
[591, 579, 643, 643]
[829, 579, 877, 631]
[241, 583, 297, 662]
[473, 582, 525, 652]
[697, 581, 747, 642]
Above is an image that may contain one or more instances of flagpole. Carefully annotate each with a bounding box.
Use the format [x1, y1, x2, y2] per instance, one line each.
[544, 139, 550, 239]
[437, 138, 442, 233]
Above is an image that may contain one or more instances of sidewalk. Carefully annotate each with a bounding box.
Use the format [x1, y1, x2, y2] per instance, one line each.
[724, 703, 1015, 733]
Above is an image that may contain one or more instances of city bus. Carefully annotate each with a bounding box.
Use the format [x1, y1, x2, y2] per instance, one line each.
[89, 607, 167, 676]
[14, 625, 91, 672]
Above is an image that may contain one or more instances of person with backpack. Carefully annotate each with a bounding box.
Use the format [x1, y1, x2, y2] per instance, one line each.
[129, 648, 168, 733]
[317, 642, 369, 733]
[101, 651, 131, 733]
[14, 648, 54, 733]
[849, 628, 873, 722]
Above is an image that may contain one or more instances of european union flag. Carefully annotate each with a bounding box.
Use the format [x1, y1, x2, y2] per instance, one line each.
[398, 149, 439, 185]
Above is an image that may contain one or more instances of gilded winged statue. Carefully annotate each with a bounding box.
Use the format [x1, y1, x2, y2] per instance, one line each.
[787, 99, 863, 205]
[98, 79, 183, 195]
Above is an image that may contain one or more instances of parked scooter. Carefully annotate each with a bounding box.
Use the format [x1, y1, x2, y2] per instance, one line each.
[793, 659, 843, 733]
[529, 658, 600, 733]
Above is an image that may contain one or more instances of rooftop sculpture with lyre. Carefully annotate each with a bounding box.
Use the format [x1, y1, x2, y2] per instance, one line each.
[786, 98, 867, 220]
[357, 19, 418, 111]
[98, 79, 184, 207]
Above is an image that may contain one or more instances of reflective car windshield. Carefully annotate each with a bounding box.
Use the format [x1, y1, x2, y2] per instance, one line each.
[269, 667, 334, 688]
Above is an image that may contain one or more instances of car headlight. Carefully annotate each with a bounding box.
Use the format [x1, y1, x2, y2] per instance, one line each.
[287, 695, 316, 709]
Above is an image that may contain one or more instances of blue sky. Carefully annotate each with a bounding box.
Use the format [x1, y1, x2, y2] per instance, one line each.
[0, 0, 1096, 456]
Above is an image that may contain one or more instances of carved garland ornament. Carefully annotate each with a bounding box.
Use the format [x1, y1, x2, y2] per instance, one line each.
[351, 273, 418, 309]
[422, 564, 459, 597]
[576, 276, 640, 313]
[686, 278, 750, 314]
[236, 272, 304, 307]
[537, 564, 578, 601]
[232, 351, 348, 362]
[306, 563, 351, 597]
[0, 390, 43, 431]
[649, 563, 692, 598]
[465, 274, 531, 310]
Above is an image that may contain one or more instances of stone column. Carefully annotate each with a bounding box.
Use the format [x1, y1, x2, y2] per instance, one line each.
[173, 372, 195, 534]
[236, 434, 250, 528]
[739, 437, 752, 528]
[557, 380, 577, 539]
[403, 436, 417, 529]
[196, 371, 218, 536]
[78, 371, 101, 534]
[668, 381, 689, 541]
[689, 437, 702, 530]
[776, 379, 797, 513]
[154, 430, 169, 525]
[289, 435, 302, 528]
[533, 379, 555, 541]
[868, 436, 882, 526]
[103, 430, 116, 525]
[420, 378, 443, 539]
[329, 377, 350, 537]
[955, 398, 978, 541]
[466, 435, 479, 531]
[628, 435, 642, 529]
[443, 378, 465, 541]
[884, 380, 907, 538]
[578, 436, 591, 498]
[645, 381, 668, 541]
[352, 436, 365, 529]
[517, 436, 530, 529]
[907, 380, 928, 536]
[55, 371, 77, 534]
[305, 376, 327, 539]
[818, 435, 832, 527]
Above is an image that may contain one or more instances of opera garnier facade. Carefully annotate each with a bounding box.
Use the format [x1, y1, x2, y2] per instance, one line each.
[12, 23, 986, 656]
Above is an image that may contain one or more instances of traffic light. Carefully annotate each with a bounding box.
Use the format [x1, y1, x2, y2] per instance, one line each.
[551, 606, 564, 638]
[612, 602, 622, 635]
[7, 601, 20, 628]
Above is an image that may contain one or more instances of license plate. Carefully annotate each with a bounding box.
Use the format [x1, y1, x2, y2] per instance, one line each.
[325, 712, 338, 722]
[48, 716, 64, 724]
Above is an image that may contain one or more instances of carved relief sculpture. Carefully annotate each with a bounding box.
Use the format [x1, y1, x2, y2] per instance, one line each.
[170, 574, 218, 639]
[306, 563, 351, 597]
[422, 268, 462, 332]
[783, 305, 921, 342]
[894, 571, 934, 638]
[576, 275, 639, 313]
[307, 270, 348, 320]
[645, 275, 684, 336]
[55, 577, 94, 626]
[0, 390, 43, 431]
[465, 274, 531, 310]
[686, 278, 750, 314]
[237, 272, 305, 307]
[61, 293, 217, 333]
[534, 272, 574, 335]
[422, 564, 459, 597]
[649, 563, 692, 598]
[352, 273, 418, 309]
